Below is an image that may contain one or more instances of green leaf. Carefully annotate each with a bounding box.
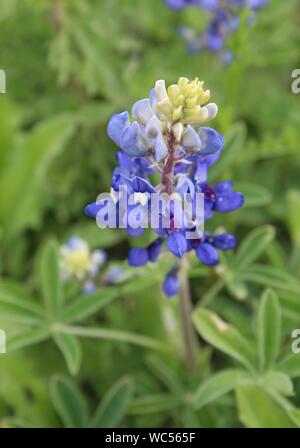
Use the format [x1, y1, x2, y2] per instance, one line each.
[209, 123, 246, 181]
[192, 309, 256, 370]
[50, 375, 88, 428]
[128, 394, 181, 415]
[0, 115, 73, 241]
[53, 333, 82, 375]
[39, 240, 63, 317]
[240, 265, 300, 293]
[7, 327, 50, 352]
[257, 289, 281, 370]
[277, 354, 300, 379]
[145, 355, 183, 396]
[61, 288, 119, 323]
[260, 371, 294, 397]
[0, 286, 45, 325]
[236, 384, 296, 428]
[234, 182, 272, 208]
[287, 190, 300, 244]
[192, 369, 252, 410]
[90, 377, 134, 428]
[234, 226, 275, 271]
[288, 409, 300, 428]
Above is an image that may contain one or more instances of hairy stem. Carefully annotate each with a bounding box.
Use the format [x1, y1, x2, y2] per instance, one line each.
[179, 257, 197, 370]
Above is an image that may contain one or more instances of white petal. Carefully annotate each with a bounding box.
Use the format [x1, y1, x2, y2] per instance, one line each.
[155, 132, 168, 162]
[145, 115, 162, 138]
[172, 122, 184, 142]
[155, 80, 168, 102]
[132, 99, 153, 125]
[182, 125, 202, 149]
[205, 103, 218, 120]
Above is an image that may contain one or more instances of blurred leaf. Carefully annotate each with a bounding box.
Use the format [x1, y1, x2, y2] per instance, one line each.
[277, 354, 300, 379]
[236, 384, 296, 428]
[50, 376, 88, 428]
[0, 286, 44, 325]
[62, 288, 119, 323]
[0, 114, 74, 241]
[209, 123, 246, 180]
[7, 327, 50, 352]
[240, 265, 300, 293]
[234, 182, 272, 208]
[90, 377, 134, 428]
[145, 355, 183, 396]
[257, 289, 281, 370]
[53, 333, 82, 376]
[128, 394, 181, 415]
[287, 190, 300, 244]
[260, 371, 294, 397]
[39, 240, 63, 317]
[192, 369, 252, 410]
[192, 309, 256, 371]
[234, 226, 275, 271]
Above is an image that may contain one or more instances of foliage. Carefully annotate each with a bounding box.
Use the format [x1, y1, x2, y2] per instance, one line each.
[0, 0, 300, 428]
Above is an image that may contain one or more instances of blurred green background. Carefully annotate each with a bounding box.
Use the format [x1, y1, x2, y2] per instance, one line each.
[0, 0, 300, 428]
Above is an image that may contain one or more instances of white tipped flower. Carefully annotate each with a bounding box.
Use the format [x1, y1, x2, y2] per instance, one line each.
[132, 99, 154, 126]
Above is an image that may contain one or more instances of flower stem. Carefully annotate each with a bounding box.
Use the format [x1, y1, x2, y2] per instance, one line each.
[179, 257, 197, 370]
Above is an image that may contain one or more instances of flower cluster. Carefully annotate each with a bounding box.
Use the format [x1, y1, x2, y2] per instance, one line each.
[59, 236, 107, 294]
[85, 77, 243, 297]
[165, 0, 268, 62]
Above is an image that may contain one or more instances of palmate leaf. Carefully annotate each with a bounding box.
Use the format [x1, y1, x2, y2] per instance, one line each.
[257, 289, 281, 370]
[90, 377, 134, 428]
[7, 327, 50, 352]
[0, 284, 45, 325]
[192, 309, 256, 371]
[50, 375, 88, 428]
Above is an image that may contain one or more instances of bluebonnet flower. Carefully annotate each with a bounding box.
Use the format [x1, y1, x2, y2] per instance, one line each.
[60, 236, 106, 293]
[166, 0, 268, 61]
[85, 77, 243, 297]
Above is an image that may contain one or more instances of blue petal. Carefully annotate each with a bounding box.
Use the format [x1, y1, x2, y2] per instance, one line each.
[120, 122, 145, 156]
[131, 176, 157, 194]
[84, 202, 102, 219]
[196, 242, 219, 266]
[166, 233, 188, 258]
[148, 238, 164, 262]
[162, 268, 180, 297]
[127, 227, 145, 237]
[128, 248, 149, 266]
[214, 192, 244, 212]
[107, 111, 129, 146]
[199, 127, 224, 155]
[213, 233, 237, 250]
[214, 181, 233, 193]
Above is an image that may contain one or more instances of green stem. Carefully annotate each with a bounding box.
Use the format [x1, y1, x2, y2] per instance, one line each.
[53, 323, 171, 353]
[179, 257, 197, 370]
